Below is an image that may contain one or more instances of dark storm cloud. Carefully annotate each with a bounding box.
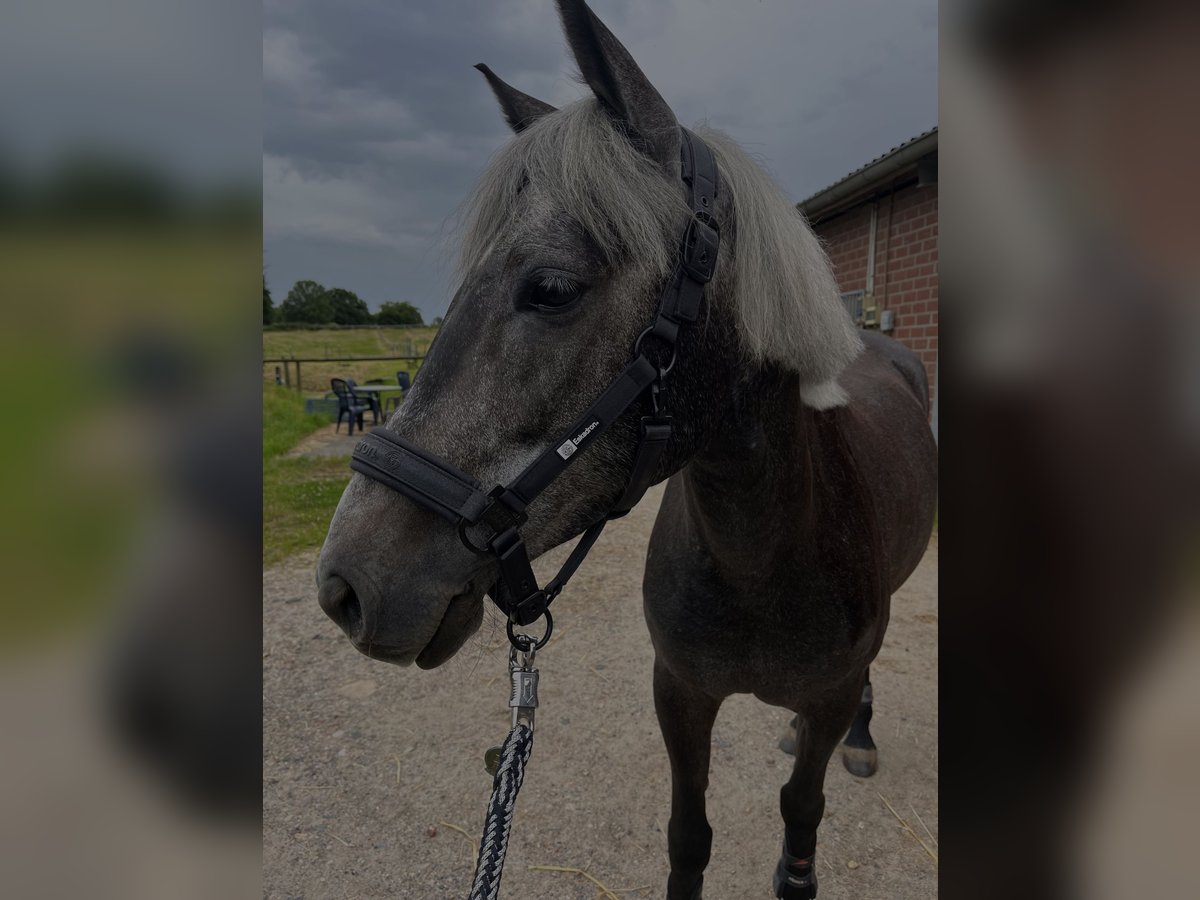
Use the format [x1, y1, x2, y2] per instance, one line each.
[264, 0, 936, 318]
[1, 0, 260, 183]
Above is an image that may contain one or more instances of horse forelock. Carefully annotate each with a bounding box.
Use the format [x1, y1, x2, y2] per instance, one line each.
[456, 100, 862, 392]
[458, 100, 687, 285]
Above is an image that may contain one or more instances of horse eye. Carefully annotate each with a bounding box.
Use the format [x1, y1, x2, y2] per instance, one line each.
[525, 271, 583, 313]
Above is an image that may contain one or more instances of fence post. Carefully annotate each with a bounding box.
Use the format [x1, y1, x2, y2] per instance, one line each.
[283, 358, 291, 389]
[295, 359, 302, 393]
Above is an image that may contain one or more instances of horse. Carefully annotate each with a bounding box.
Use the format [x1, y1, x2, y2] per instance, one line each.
[316, 2, 937, 897]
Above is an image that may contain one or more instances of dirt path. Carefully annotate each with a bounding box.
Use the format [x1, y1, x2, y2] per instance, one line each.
[283, 424, 363, 459]
[263, 484, 938, 899]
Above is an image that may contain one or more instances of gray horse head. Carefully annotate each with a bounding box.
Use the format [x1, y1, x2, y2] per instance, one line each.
[316, 0, 859, 668]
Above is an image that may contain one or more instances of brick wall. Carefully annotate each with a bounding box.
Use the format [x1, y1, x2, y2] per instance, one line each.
[812, 180, 938, 404]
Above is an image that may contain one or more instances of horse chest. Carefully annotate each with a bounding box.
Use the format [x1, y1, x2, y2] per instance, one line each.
[642, 542, 879, 699]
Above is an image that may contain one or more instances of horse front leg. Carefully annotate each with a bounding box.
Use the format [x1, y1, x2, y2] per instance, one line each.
[775, 677, 864, 899]
[653, 657, 723, 900]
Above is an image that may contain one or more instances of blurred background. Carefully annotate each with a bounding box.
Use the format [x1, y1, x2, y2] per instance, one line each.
[1, 0, 1197, 898]
[943, 0, 1198, 897]
[0, 1, 261, 897]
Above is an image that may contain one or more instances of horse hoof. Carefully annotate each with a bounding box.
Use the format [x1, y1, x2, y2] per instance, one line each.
[841, 744, 878, 777]
[773, 857, 817, 899]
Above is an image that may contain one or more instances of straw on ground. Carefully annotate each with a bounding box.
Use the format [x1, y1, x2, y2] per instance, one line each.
[438, 821, 477, 866]
[877, 791, 938, 863]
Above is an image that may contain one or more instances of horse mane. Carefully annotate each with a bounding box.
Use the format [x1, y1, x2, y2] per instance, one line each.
[702, 128, 863, 400]
[460, 99, 861, 400]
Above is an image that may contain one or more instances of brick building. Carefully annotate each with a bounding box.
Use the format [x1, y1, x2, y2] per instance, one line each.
[798, 128, 938, 414]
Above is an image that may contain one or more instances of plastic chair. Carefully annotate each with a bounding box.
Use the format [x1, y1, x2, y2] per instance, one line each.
[345, 377, 382, 423]
[330, 378, 373, 435]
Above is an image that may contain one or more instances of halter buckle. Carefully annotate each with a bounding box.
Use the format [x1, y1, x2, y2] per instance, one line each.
[681, 212, 720, 283]
[509, 588, 549, 627]
[457, 485, 528, 556]
[457, 518, 493, 556]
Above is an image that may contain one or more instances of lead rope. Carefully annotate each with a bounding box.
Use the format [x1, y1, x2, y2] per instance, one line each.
[468, 724, 533, 900]
[467, 624, 548, 900]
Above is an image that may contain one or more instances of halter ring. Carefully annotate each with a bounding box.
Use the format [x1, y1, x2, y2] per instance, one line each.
[633, 325, 678, 379]
[506, 609, 553, 652]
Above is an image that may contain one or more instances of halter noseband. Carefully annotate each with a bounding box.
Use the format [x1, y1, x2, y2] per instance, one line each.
[350, 127, 720, 630]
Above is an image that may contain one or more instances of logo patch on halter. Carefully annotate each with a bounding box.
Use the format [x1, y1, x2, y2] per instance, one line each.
[556, 420, 600, 460]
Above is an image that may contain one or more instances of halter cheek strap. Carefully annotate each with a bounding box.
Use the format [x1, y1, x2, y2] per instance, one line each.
[350, 127, 720, 628]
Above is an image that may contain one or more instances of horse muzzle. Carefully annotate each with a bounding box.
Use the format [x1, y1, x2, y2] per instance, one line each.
[316, 564, 485, 668]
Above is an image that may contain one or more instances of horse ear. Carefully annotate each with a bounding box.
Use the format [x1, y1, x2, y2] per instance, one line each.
[474, 63, 556, 134]
[555, 0, 679, 169]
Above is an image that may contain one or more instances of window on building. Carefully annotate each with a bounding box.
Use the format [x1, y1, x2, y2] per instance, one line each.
[841, 289, 865, 326]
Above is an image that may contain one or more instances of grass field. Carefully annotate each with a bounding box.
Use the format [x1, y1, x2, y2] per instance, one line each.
[2, 225, 258, 644]
[262, 384, 354, 565]
[263, 326, 439, 394]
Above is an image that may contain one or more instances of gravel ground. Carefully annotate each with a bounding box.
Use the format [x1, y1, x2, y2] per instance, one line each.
[263, 483, 938, 899]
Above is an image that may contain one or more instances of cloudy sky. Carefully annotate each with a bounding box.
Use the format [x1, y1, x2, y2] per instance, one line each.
[264, 0, 937, 320]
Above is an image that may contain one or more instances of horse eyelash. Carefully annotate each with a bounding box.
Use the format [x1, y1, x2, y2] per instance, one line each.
[535, 272, 579, 294]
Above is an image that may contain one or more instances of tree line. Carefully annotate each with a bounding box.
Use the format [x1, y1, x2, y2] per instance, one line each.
[1, 152, 257, 226]
[264, 279, 427, 326]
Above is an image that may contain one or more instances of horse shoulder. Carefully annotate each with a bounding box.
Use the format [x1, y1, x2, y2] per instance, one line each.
[823, 341, 938, 592]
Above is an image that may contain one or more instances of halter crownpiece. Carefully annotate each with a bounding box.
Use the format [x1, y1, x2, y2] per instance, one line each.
[350, 127, 720, 632]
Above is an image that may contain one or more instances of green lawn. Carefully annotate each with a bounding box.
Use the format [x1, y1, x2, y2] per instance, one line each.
[262, 384, 353, 565]
[263, 326, 438, 394]
[262, 382, 329, 461]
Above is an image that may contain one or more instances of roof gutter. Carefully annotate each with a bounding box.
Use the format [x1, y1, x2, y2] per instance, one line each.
[798, 130, 938, 224]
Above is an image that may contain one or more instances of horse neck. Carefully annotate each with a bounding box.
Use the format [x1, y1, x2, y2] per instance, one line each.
[677, 365, 815, 567]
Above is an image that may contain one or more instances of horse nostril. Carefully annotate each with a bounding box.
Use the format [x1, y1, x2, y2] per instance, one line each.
[318, 574, 364, 640]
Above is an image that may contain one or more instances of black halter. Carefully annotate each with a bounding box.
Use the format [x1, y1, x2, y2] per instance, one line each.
[350, 127, 720, 631]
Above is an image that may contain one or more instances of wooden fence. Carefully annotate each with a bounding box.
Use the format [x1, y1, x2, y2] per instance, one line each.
[263, 355, 426, 392]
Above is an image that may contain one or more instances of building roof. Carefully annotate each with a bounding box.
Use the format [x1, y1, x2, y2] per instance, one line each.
[797, 126, 937, 222]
